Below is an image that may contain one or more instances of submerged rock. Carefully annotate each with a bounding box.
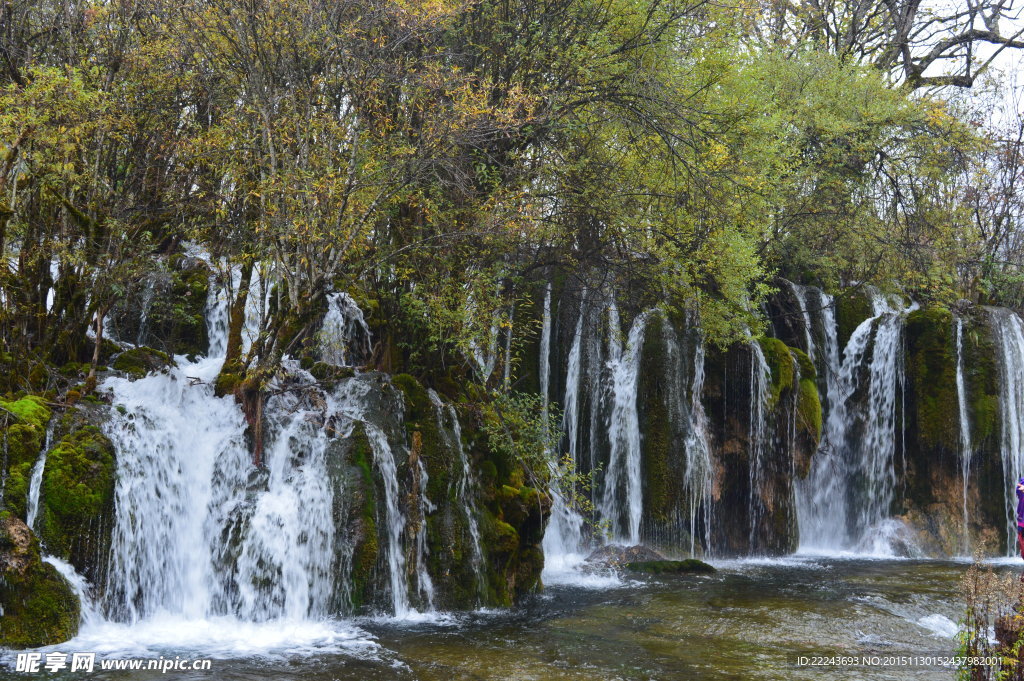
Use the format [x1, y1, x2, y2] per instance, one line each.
[624, 559, 716, 574]
[0, 515, 80, 648]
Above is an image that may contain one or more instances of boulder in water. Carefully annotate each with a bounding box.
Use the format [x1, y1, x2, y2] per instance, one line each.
[624, 559, 716, 574]
[585, 544, 665, 567]
[0, 515, 80, 648]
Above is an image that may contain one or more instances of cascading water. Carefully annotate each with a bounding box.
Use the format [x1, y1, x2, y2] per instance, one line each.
[411, 457, 436, 611]
[428, 390, 485, 600]
[541, 288, 588, 570]
[955, 316, 973, 554]
[796, 291, 914, 554]
[599, 305, 650, 545]
[25, 421, 54, 532]
[100, 356, 424, 626]
[788, 281, 816, 364]
[990, 308, 1024, 556]
[319, 292, 372, 367]
[746, 338, 772, 554]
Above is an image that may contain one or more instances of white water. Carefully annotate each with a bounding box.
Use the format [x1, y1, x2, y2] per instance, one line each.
[797, 291, 914, 555]
[682, 331, 713, 556]
[342, 396, 411, 618]
[541, 290, 589, 574]
[600, 305, 651, 545]
[319, 291, 372, 366]
[84, 346, 418, 657]
[25, 421, 54, 531]
[990, 308, 1024, 556]
[788, 280, 816, 364]
[412, 457, 435, 611]
[955, 316, 973, 553]
[44, 556, 101, 627]
[746, 338, 773, 553]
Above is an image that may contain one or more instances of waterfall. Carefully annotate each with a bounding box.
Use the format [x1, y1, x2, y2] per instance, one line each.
[955, 316, 973, 554]
[135, 278, 156, 347]
[990, 308, 1024, 556]
[788, 281, 816, 363]
[411, 457, 435, 611]
[682, 328, 713, 557]
[319, 291, 372, 367]
[600, 306, 650, 545]
[44, 556, 101, 627]
[818, 289, 842, 415]
[25, 421, 54, 531]
[746, 339, 772, 554]
[206, 271, 229, 358]
[100, 354, 424, 623]
[542, 292, 587, 568]
[428, 390, 485, 601]
[103, 357, 253, 622]
[339, 400, 410, 618]
[796, 291, 913, 554]
[539, 285, 552, 416]
[204, 261, 272, 359]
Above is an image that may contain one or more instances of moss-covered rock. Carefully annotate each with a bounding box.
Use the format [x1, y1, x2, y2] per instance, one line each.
[111, 346, 173, 380]
[37, 425, 116, 581]
[757, 337, 796, 408]
[0, 514, 80, 648]
[834, 288, 874, 350]
[0, 396, 51, 520]
[343, 422, 380, 611]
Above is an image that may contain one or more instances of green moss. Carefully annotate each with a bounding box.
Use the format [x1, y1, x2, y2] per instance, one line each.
[112, 347, 172, 380]
[309, 363, 355, 383]
[757, 336, 796, 407]
[905, 306, 957, 451]
[638, 314, 671, 522]
[0, 516, 80, 648]
[38, 426, 116, 564]
[790, 347, 815, 380]
[0, 396, 51, 428]
[796, 378, 822, 442]
[624, 559, 716, 574]
[346, 424, 379, 610]
[834, 289, 874, 350]
[0, 397, 51, 519]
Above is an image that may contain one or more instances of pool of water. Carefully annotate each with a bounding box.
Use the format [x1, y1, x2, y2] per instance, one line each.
[4, 556, 1010, 680]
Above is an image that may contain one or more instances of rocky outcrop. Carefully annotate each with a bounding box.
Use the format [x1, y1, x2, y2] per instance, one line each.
[898, 303, 1004, 555]
[0, 515, 80, 648]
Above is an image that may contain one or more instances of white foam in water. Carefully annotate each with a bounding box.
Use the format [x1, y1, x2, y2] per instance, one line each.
[917, 614, 959, 639]
[540, 553, 625, 588]
[62, 616, 378, 660]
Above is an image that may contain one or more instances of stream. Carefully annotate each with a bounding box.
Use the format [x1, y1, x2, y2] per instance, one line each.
[5, 555, 1010, 681]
